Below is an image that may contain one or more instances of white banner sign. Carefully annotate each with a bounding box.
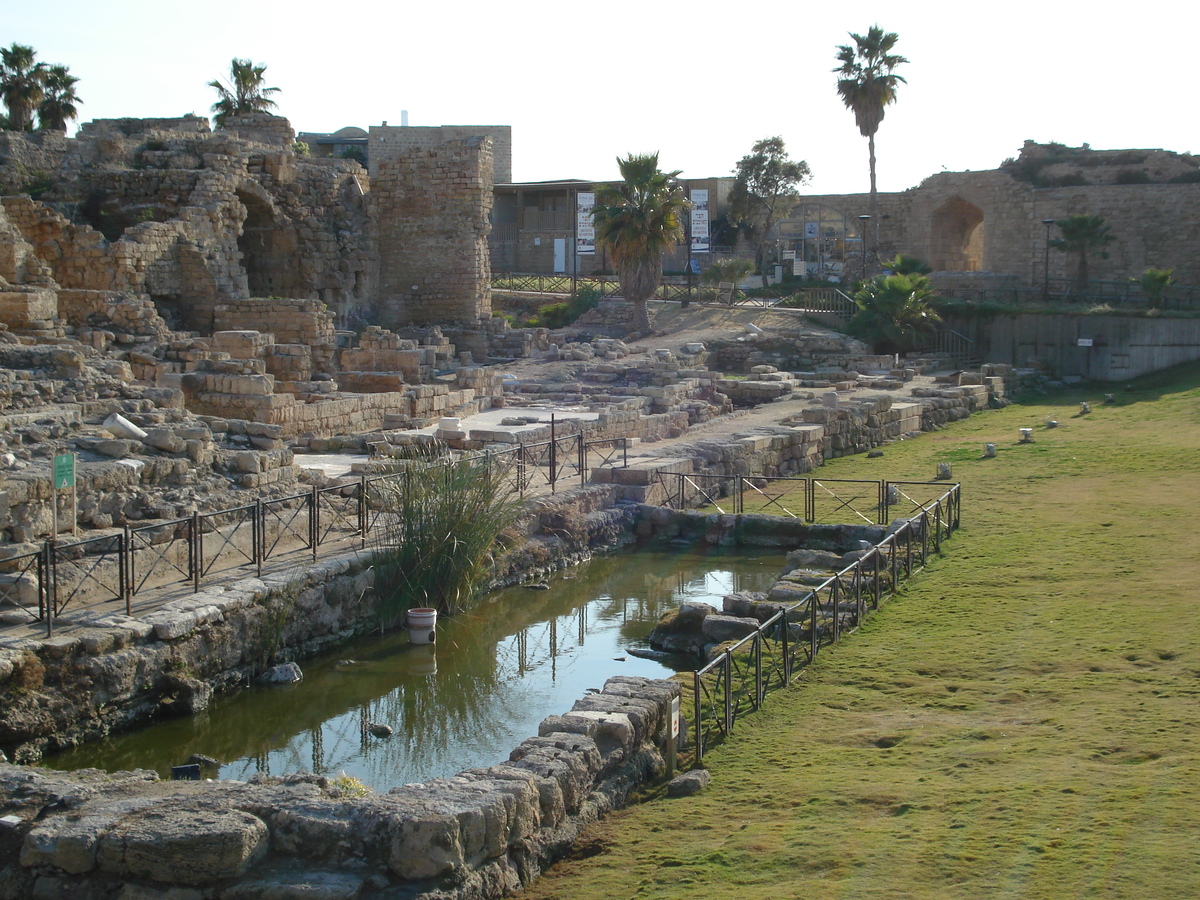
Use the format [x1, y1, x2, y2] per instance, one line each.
[576, 191, 595, 255]
[690, 189, 709, 253]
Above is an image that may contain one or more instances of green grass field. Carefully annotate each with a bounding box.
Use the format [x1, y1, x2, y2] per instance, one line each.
[520, 363, 1200, 899]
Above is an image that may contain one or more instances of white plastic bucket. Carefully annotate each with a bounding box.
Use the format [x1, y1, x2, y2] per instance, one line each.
[406, 607, 437, 644]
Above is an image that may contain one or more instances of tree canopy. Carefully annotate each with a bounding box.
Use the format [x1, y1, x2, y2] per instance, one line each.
[592, 153, 688, 336]
[0, 44, 80, 132]
[209, 59, 280, 126]
[728, 136, 811, 285]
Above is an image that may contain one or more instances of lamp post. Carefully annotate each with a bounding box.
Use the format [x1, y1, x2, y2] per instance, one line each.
[1042, 218, 1056, 300]
[857, 215, 871, 284]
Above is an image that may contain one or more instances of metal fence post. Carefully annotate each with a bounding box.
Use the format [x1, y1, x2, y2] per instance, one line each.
[809, 591, 818, 660]
[694, 669, 704, 762]
[255, 498, 263, 578]
[122, 526, 132, 616]
[310, 486, 319, 562]
[754, 633, 764, 710]
[781, 609, 791, 682]
[549, 415, 557, 494]
[873, 548, 881, 610]
[831, 578, 841, 643]
[43, 540, 54, 638]
[192, 511, 201, 593]
[723, 651, 733, 736]
[358, 475, 368, 546]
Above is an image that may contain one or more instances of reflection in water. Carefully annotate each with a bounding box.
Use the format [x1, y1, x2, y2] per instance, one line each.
[49, 547, 782, 791]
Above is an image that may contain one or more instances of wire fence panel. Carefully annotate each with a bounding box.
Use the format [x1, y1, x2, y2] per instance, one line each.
[52, 533, 124, 618]
[262, 493, 313, 563]
[315, 483, 363, 548]
[811, 478, 886, 525]
[738, 476, 806, 518]
[197, 504, 257, 580]
[583, 438, 629, 473]
[128, 519, 193, 597]
[0, 547, 45, 623]
[678, 474, 736, 513]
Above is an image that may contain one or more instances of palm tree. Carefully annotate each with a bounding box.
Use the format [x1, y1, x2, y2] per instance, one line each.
[37, 65, 81, 131]
[834, 25, 907, 264]
[208, 58, 280, 126]
[1134, 267, 1174, 309]
[884, 253, 932, 276]
[847, 271, 941, 355]
[0, 43, 47, 132]
[592, 153, 688, 336]
[1050, 215, 1114, 297]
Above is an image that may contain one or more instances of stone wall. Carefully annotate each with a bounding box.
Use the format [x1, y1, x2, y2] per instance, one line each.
[370, 123, 512, 184]
[0, 674, 676, 899]
[212, 298, 338, 375]
[373, 137, 494, 327]
[794, 168, 1200, 288]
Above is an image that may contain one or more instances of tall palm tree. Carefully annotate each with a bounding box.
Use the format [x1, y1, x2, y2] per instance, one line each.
[1050, 215, 1114, 297]
[0, 43, 47, 132]
[209, 58, 280, 126]
[592, 153, 688, 336]
[834, 25, 907, 265]
[37, 64, 81, 131]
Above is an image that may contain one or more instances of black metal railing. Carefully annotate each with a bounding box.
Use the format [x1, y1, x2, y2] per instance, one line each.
[692, 483, 960, 759]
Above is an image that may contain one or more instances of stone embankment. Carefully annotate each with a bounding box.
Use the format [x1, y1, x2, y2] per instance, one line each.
[0, 675, 679, 900]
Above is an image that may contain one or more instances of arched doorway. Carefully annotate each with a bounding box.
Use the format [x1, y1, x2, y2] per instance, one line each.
[931, 198, 985, 271]
[236, 187, 298, 296]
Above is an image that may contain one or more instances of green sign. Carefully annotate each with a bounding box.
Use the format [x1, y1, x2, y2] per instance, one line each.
[53, 453, 75, 490]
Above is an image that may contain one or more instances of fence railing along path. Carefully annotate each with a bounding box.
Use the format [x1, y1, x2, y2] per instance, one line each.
[0, 435, 632, 638]
[689, 482, 961, 760]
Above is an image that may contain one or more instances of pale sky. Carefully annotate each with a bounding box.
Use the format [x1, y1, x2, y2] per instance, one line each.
[5, 0, 1191, 194]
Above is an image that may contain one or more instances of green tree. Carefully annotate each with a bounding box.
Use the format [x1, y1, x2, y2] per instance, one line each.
[1134, 267, 1174, 308]
[1050, 214, 1114, 296]
[728, 136, 811, 287]
[37, 64, 81, 131]
[592, 153, 688, 336]
[834, 25, 907, 264]
[847, 271, 941, 354]
[0, 43, 47, 132]
[209, 58, 280, 126]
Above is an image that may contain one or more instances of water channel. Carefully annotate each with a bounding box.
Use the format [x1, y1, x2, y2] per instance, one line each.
[49, 547, 785, 791]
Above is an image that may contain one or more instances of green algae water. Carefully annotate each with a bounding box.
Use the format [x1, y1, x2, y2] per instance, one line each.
[48, 547, 783, 791]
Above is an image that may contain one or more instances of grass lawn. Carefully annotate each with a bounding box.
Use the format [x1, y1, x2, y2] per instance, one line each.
[519, 363, 1200, 899]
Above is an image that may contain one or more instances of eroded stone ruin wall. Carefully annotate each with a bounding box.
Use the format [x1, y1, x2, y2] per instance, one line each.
[799, 160, 1200, 288]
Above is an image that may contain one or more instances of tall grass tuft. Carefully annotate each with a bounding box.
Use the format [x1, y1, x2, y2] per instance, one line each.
[367, 446, 522, 629]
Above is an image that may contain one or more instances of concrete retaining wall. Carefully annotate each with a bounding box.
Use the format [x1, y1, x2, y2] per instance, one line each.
[947, 312, 1200, 381]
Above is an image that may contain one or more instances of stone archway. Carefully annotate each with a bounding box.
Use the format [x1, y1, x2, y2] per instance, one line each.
[931, 197, 985, 271]
[235, 186, 298, 296]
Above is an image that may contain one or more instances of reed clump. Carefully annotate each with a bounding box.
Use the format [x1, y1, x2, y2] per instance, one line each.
[368, 446, 522, 629]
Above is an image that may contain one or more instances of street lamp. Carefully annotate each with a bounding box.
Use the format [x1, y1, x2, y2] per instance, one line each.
[1042, 218, 1056, 299]
[858, 215, 871, 284]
